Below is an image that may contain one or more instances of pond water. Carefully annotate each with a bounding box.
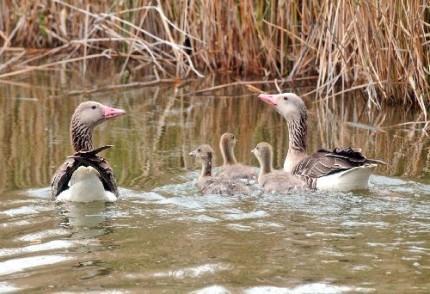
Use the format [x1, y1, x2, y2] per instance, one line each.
[0, 65, 429, 292]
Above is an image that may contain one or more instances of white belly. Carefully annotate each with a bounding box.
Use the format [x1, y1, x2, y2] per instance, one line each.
[56, 166, 117, 202]
[316, 165, 376, 191]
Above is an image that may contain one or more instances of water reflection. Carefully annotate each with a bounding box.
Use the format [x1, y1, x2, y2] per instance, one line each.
[57, 202, 114, 235]
[1, 73, 429, 193]
[0, 68, 429, 292]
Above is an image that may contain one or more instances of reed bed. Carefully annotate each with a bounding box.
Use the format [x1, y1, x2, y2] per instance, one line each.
[0, 0, 429, 108]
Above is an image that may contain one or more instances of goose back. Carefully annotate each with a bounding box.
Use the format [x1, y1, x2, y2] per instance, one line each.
[217, 164, 258, 181]
[260, 170, 307, 193]
[51, 145, 118, 198]
[198, 176, 250, 195]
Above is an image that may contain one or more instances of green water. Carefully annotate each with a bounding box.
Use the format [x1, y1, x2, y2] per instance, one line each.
[0, 67, 429, 293]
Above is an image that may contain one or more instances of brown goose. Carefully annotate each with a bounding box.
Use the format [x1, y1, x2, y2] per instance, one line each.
[189, 144, 249, 195]
[51, 101, 126, 202]
[217, 132, 258, 180]
[252, 142, 307, 193]
[258, 93, 384, 191]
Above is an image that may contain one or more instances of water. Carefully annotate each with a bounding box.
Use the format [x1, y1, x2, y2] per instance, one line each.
[0, 66, 429, 292]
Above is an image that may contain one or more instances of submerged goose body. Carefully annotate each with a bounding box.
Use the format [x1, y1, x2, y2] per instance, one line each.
[51, 101, 126, 202]
[217, 133, 258, 181]
[190, 144, 249, 195]
[259, 93, 384, 191]
[252, 142, 307, 193]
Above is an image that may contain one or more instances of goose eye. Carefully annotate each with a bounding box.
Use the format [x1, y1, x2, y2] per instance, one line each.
[197, 148, 201, 152]
[232, 136, 235, 140]
[283, 97, 288, 101]
[91, 105, 97, 110]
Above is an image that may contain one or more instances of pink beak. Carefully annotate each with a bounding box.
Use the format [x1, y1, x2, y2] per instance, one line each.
[258, 94, 278, 107]
[102, 105, 126, 119]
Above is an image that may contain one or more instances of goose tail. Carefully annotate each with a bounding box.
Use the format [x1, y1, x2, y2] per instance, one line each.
[316, 165, 376, 191]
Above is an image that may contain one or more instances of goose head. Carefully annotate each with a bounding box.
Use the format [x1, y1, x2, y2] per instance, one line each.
[70, 101, 126, 152]
[220, 132, 237, 149]
[72, 101, 126, 129]
[258, 93, 306, 121]
[189, 144, 215, 162]
[190, 144, 215, 177]
[251, 142, 273, 174]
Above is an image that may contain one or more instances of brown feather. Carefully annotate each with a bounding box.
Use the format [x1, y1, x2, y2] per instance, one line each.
[51, 145, 118, 199]
[292, 147, 384, 189]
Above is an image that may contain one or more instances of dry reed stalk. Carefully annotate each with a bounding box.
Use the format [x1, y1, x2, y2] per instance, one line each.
[52, 78, 178, 98]
[0, 0, 428, 109]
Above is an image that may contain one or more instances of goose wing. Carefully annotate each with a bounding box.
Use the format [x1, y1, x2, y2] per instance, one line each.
[292, 147, 383, 188]
[51, 157, 77, 199]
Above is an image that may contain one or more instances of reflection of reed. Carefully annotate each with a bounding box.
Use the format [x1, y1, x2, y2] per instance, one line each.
[1, 73, 429, 193]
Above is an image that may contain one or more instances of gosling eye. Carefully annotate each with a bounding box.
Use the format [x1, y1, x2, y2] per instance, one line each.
[232, 136, 235, 140]
[283, 97, 288, 101]
[91, 105, 97, 110]
[197, 148, 201, 152]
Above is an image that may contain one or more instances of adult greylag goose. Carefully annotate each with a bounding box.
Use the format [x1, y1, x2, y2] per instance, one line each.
[252, 142, 307, 193]
[189, 144, 249, 195]
[258, 93, 384, 191]
[51, 101, 126, 202]
[217, 132, 258, 180]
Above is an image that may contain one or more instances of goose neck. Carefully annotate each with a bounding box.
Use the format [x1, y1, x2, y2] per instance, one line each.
[71, 117, 93, 152]
[220, 141, 237, 165]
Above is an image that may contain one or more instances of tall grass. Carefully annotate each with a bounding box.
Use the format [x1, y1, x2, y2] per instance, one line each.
[0, 0, 429, 108]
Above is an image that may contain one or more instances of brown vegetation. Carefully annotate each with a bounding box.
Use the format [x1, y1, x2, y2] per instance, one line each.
[0, 0, 429, 108]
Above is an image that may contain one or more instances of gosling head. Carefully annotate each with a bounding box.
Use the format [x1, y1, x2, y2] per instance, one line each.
[251, 142, 273, 174]
[189, 144, 215, 162]
[190, 144, 215, 177]
[220, 132, 237, 148]
[258, 93, 307, 121]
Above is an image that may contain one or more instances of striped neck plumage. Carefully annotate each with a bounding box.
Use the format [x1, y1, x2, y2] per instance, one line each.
[287, 110, 307, 152]
[71, 116, 93, 152]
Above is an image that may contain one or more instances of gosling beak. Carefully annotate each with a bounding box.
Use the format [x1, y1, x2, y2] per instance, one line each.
[189, 150, 197, 157]
[103, 105, 126, 119]
[258, 93, 278, 107]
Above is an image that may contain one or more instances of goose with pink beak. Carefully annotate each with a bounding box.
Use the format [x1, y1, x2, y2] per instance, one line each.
[52, 101, 126, 202]
[258, 93, 384, 191]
